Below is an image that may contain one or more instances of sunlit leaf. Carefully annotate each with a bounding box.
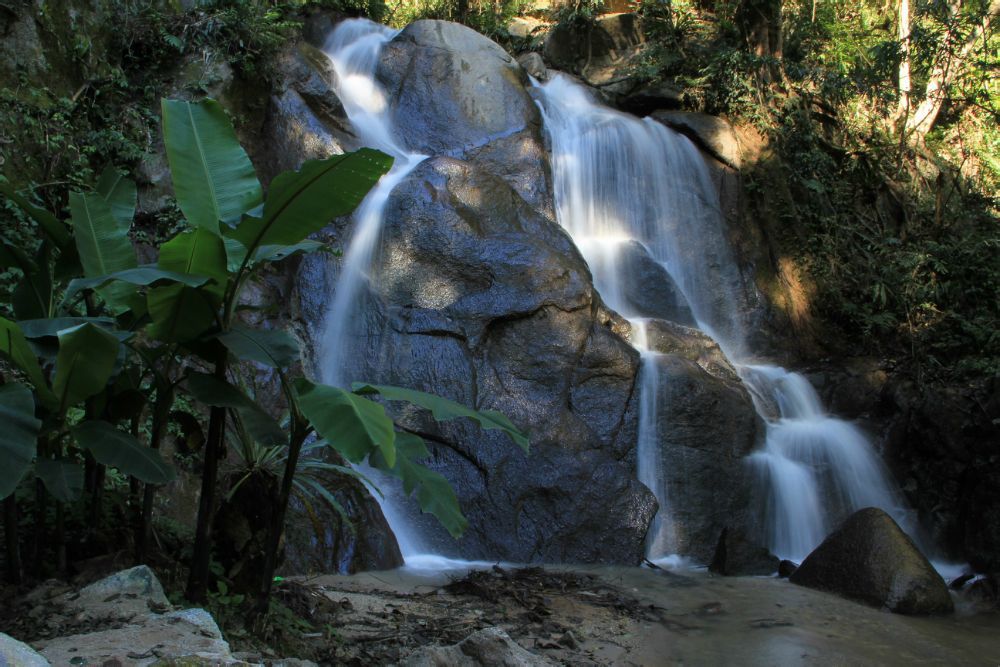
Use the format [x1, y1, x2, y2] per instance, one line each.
[227, 149, 392, 261]
[69, 191, 137, 310]
[294, 379, 396, 467]
[161, 98, 262, 234]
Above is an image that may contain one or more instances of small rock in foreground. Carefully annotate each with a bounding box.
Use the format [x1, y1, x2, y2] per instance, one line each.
[0, 632, 50, 666]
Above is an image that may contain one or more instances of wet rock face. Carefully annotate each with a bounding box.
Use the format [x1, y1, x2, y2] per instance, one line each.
[282, 467, 404, 575]
[651, 111, 743, 170]
[790, 507, 954, 615]
[647, 353, 761, 562]
[881, 376, 1000, 573]
[376, 20, 552, 213]
[314, 156, 657, 563]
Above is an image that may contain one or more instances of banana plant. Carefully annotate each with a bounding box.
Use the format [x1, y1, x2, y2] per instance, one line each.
[2, 97, 530, 610]
[145, 98, 528, 608]
[1, 170, 188, 580]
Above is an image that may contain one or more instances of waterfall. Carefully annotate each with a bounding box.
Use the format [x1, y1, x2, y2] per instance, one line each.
[316, 19, 430, 559]
[535, 74, 915, 564]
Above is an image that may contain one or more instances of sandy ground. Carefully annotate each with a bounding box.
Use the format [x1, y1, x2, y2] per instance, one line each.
[280, 564, 1000, 666]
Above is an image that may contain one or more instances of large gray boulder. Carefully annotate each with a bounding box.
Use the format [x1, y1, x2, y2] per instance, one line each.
[36, 608, 235, 667]
[376, 20, 551, 213]
[543, 13, 646, 86]
[651, 111, 743, 170]
[790, 507, 954, 614]
[63, 565, 170, 622]
[301, 156, 657, 563]
[644, 349, 761, 562]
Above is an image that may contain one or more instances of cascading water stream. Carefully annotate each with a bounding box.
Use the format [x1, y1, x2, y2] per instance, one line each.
[535, 74, 916, 564]
[316, 19, 432, 561]
[318, 20, 427, 389]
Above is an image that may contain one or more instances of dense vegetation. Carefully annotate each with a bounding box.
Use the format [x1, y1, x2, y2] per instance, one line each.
[630, 0, 999, 380]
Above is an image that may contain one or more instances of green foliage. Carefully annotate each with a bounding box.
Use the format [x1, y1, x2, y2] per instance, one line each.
[0, 384, 42, 498]
[52, 323, 121, 414]
[387, 0, 532, 39]
[187, 372, 286, 447]
[295, 380, 398, 467]
[161, 98, 263, 234]
[73, 420, 176, 484]
[354, 383, 530, 451]
[36, 458, 84, 503]
[757, 104, 1000, 379]
[370, 431, 467, 537]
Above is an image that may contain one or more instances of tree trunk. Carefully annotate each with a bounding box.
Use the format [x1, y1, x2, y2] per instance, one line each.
[186, 355, 229, 603]
[136, 386, 173, 565]
[897, 0, 911, 115]
[31, 478, 47, 576]
[905, 0, 999, 138]
[253, 430, 308, 617]
[736, 0, 783, 81]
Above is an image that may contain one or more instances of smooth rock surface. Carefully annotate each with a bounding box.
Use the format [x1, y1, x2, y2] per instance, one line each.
[603, 240, 696, 325]
[36, 608, 234, 666]
[790, 507, 954, 614]
[257, 41, 350, 184]
[303, 156, 657, 563]
[651, 111, 743, 169]
[637, 319, 740, 383]
[376, 20, 551, 212]
[709, 527, 780, 576]
[646, 353, 761, 562]
[65, 565, 171, 622]
[0, 632, 50, 666]
[401, 627, 555, 666]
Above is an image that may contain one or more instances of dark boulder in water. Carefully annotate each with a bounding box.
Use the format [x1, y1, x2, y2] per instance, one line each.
[790, 507, 954, 614]
[709, 527, 779, 576]
[778, 559, 799, 578]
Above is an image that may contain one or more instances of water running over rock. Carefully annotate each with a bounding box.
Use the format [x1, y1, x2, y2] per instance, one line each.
[316, 19, 655, 566]
[535, 74, 916, 563]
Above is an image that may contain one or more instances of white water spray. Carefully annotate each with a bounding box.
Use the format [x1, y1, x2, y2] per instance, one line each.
[535, 74, 915, 563]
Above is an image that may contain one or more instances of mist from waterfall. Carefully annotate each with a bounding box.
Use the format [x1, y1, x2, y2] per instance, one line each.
[535, 74, 915, 564]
